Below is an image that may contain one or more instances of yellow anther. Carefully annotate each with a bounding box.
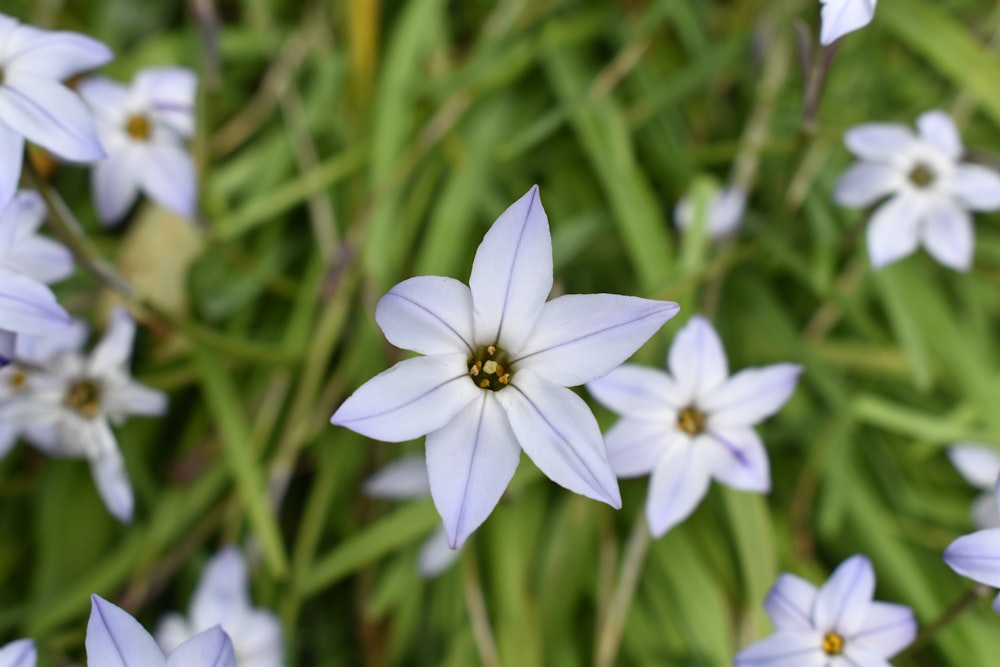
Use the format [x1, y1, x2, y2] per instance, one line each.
[908, 163, 935, 188]
[822, 632, 844, 656]
[479, 379, 490, 388]
[677, 406, 706, 436]
[64, 379, 103, 418]
[9, 369, 27, 390]
[499, 373, 510, 385]
[125, 114, 153, 141]
[487, 345, 496, 356]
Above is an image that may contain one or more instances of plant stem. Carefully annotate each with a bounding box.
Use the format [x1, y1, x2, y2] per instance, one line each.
[462, 551, 501, 667]
[594, 513, 651, 667]
[908, 584, 991, 652]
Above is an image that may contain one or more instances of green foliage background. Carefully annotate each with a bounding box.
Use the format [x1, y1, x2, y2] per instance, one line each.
[3, 0, 1000, 664]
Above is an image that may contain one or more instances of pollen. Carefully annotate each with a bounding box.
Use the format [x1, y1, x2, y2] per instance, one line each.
[677, 406, 706, 436]
[821, 631, 845, 656]
[468, 344, 512, 391]
[908, 163, 935, 188]
[125, 113, 153, 141]
[9, 369, 27, 390]
[64, 378, 103, 418]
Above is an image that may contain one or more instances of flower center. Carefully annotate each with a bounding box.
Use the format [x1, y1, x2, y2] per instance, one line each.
[822, 631, 845, 656]
[468, 344, 511, 391]
[677, 406, 706, 435]
[125, 113, 153, 141]
[64, 378, 103, 418]
[908, 163, 935, 188]
[8, 368, 28, 391]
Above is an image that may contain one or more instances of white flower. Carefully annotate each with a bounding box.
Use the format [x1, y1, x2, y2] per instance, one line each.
[364, 454, 462, 578]
[820, 0, 877, 45]
[948, 443, 1000, 529]
[944, 476, 1000, 616]
[0, 307, 167, 521]
[586, 315, 801, 537]
[834, 110, 1000, 271]
[88, 595, 236, 667]
[673, 185, 746, 240]
[0, 639, 34, 667]
[156, 547, 284, 667]
[331, 186, 679, 548]
[0, 189, 72, 363]
[0, 13, 112, 205]
[734, 555, 916, 666]
[79, 67, 197, 224]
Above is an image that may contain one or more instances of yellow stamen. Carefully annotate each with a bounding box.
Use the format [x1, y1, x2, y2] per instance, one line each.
[125, 114, 153, 141]
[908, 163, 935, 188]
[64, 379, 103, 418]
[822, 632, 844, 656]
[468, 344, 513, 391]
[9, 369, 27, 390]
[677, 406, 706, 436]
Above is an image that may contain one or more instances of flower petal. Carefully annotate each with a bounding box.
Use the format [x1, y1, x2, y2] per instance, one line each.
[469, 186, 552, 353]
[850, 600, 916, 657]
[190, 547, 250, 631]
[603, 417, 673, 478]
[0, 268, 70, 335]
[586, 364, 681, 417]
[733, 630, 825, 667]
[765, 573, 818, 631]
[948, 443, 1000, 491]
[6, 27, 112, 80]
[8, 235, 74, 284]
[0, 124, 25, 217]
[78, 76, 130, 119]
[0, 76, 104, 161]
[972, 493, 1000, 530]
[839, 647, 892, 667]
[812, 554, 876, 636]
[426, 392, 521, 548]
[330, 353, 478, 442]
[418, 526, 461, 578]
[952, 164, 1000, 211]
[140, 143, 197, 219]
[88, 422, 134, 523]
[668, 315, 729, 406]
[833, 162, 901, 208]
[155, 614, 193, 657]
[701, 363, 802, 427]
[363, 454, 432, 500]
[703, 427, 771, 492]
[133, 67, 198, 137]
[0, 330, 13, 365]
[227, 610, 283, 667]
[105, 380, 168, 419]
[0, 638, 36, 667]
[375, 276, 474, 356]
[165, 626, 236, 667]
[916, 110, 962, 160]
[87, 595, 167, 667]
[514, 293, 678, 386]
[921, 197, 973, 271]
[866, 194, 922, 269]
[943, 527, 1000, 588]
[497, 369, 620, 508]
[89, 307, 136, 376]
[92, 147, 142, 225]
[820, 0, 878, 46]
[844, 123, 914, 163]
[645, 435, 711, 537]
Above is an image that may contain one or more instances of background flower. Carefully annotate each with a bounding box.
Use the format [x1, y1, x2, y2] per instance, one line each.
[948, 443, 1000, 529]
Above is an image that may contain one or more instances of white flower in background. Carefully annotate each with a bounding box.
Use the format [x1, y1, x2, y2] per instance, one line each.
[834, 110, 1000, 271]
[820, 0, 877, 45]
[0, 307, 166, 521]
[0, 639, 34, 667]
[734, 555, 916, 666]
[674, 185, 746, 240]
[0, 190, 73, 364]
[948, 443, 1000, 529]
[88, 595, 235, 667]
[944, 476, 1000, 616]
[0, 13, 112, 205]
[79, 67, 197, 225]
[364, 454, 462, 578]
[331, 186, 679, 549]
[587, 316, 801, 537]
[157, 547, 284, 667]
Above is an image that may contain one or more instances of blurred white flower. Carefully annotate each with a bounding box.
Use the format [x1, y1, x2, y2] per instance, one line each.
[0, 638, 34, 667]
[820, 0, 877, 45]
[944, 476, 1000, 616]
[834, 110, 1000, 271]
[88, 595, 236, 667]
[587, 315, 801, 537]
[735, 555, 916, 666]
[948, 443, 1000, 529]
[79, 67, 197, 224]
[0, 307, 166, 521]
[331, 186, 679, 548]
[364, 454, 461, 578]
[673, 185, 746, 240]
[0, 13, 112, 205]
[0, 189, 72, 364]
[157, 547, 284, 667]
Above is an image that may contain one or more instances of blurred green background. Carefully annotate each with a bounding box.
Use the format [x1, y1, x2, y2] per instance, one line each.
[3, 0, 1000, 664]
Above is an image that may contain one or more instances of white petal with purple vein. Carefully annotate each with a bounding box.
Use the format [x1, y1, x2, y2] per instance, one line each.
[376, 276, 474, 356]
[701, 363, 802, 427]
[645, 438, 711, 537]
[812, 554, 875, 636]
[764, 573, 818, 631]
